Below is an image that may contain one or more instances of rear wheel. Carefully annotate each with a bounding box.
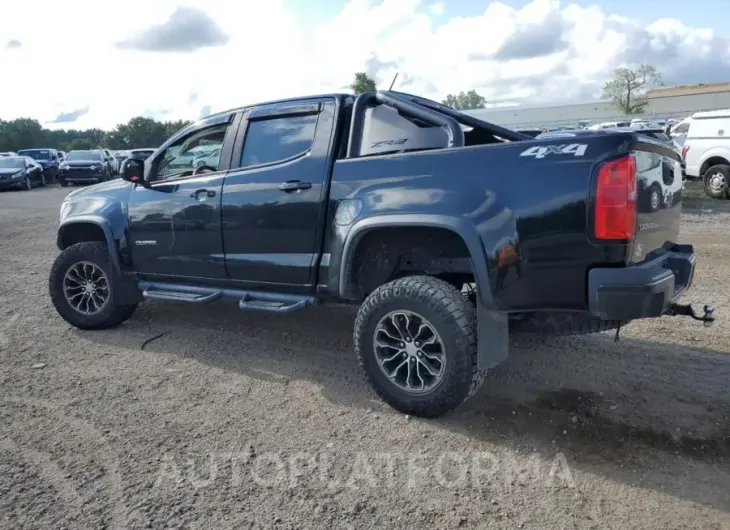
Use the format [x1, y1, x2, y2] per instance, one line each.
[704, 164, 729, 199]
[49, 242, 138, 330]
[354, 276, 485, 418]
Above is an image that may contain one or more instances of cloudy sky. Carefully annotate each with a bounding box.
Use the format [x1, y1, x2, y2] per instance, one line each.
[1, 0, 728, 130]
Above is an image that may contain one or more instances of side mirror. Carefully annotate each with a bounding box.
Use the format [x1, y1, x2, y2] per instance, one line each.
[121, 158, 148, 187]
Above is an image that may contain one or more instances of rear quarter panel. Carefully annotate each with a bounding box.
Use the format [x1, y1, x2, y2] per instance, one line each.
[325, 135, 641, 312]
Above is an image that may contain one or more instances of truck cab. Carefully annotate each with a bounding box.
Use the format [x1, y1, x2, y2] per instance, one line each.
[50, 91, 714, 418]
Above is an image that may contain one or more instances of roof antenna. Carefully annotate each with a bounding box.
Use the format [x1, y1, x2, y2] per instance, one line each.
[388, 72, 399, 91]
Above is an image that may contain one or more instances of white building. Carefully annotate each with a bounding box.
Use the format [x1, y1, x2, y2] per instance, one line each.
[463, 82, 730, 129]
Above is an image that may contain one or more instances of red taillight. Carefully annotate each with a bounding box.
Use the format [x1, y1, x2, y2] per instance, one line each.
[594, 155, 637, 240]
[681, 145, 689, 160]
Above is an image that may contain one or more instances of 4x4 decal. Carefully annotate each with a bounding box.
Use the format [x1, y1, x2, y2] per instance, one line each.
[519, 143, 588, 159]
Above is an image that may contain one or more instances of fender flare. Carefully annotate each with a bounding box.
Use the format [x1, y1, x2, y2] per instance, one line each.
[340, 214, 495, 307]
[339, 214, 508, 370]
[57, 215, 122, 275]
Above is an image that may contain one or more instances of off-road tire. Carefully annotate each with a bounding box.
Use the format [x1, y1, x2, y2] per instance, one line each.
[354, 275, 485, 418]
[511, 311, 624, 335]
[703, 164, 730, 199]
[49, 242, 138, 330]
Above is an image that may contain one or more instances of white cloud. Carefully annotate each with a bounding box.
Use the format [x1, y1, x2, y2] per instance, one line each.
[0, 0, 728, 130]
[427, 3, 445, 16]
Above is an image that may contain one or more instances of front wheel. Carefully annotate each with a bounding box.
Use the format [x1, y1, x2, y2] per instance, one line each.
[354, 276, 485, 418]
[704, 164, 730, 199]
[49, 242, 138, 330]
[59, 178, 69, 187]
[23, 176, 32, 191]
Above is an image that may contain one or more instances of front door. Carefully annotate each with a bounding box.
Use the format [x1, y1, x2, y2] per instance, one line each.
[127, 114, 239, 279]
[221, 99, 337, 290]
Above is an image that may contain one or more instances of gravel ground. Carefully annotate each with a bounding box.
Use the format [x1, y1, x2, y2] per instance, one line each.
[1, 184, 730, 529]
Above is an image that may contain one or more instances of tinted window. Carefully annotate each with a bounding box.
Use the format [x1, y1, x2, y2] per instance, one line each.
[0, 157, 24, 168]
[241, 114, 318, 168]
[18, 149, 51, 160]
[675, 122, 690, 134]
[67, 151, 102, 161]
[131, 150, 154, 159]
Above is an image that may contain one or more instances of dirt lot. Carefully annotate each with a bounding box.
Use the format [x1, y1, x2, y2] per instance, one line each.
[1, 184, 730, 529]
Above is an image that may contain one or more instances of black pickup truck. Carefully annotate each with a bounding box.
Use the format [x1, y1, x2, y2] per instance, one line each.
[49, 91, 714, 418]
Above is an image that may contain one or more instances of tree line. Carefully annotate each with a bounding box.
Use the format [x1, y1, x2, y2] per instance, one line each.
[0, 117, 192, 153]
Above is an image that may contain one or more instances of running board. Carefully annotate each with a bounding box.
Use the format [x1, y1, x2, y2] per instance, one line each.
[143, 289, 222, 304]
[138, 281, 315, 313]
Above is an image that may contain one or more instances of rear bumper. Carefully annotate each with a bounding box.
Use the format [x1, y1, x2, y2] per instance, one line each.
[588, 245, 695, 321]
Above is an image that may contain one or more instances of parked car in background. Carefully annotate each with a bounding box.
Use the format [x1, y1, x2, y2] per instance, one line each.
[681, 109, 730, 198]
[0, 156, 45, 190]
[101, 148, 119, 175]
[128, 148, 156, 160]
[192, 146, 222, 168]
[58, 151, 67, 163]
[16, 148, 60, 182]
[58, 150, 112, 186]
[0, 151, 18, 157]
[113, 150, 129, 166]
[670, 116, 692, 146]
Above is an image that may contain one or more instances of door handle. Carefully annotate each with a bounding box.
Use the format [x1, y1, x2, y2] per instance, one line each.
[190, 189, 216, 199]
[279, 180, 312, 192]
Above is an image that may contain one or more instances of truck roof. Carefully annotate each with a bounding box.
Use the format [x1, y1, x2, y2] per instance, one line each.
[691, 108, 730, 119]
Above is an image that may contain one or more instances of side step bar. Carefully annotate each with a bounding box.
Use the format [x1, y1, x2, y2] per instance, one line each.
[139, 281, 315, 314]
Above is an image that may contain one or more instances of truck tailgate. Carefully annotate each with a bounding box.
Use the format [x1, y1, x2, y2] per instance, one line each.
[630, 141, 684, 263]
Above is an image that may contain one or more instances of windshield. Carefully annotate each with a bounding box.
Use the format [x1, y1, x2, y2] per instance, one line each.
[0, 157, 24, 169]
[67, 151, 102, 161]
[18, 149, 51, 160]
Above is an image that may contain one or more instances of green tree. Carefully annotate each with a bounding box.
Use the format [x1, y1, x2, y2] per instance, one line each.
[351, 72, 377, 94]
[0, 118, 46, 151]
[109, 117, 169, 149]
[602, 65, 663, 114]
[441, 90, 487, 110]
[0, 116, 193, 152]
[163, 119, 193, 139]
[66, 138, 93, 150]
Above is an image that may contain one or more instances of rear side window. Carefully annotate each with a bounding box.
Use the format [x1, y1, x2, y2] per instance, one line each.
[241, 114, 318, 168]
[674, 121, 690, 134]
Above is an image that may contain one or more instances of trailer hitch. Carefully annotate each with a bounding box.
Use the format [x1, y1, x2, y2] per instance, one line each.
[665, 303, 715, 327]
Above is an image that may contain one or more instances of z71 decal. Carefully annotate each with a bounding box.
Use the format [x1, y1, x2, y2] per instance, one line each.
[519, 143, 588, 159]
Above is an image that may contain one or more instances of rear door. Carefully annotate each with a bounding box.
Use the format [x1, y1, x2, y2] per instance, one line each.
[220, 98, 338, 291]
[127, 113, 241, 279]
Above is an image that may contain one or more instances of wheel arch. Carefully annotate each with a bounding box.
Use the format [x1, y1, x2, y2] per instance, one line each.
[339, 215, 493, 306]
[57, 216, 121, 275]
[339, 215, 509, 370]
[700, 155, 730, 178]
